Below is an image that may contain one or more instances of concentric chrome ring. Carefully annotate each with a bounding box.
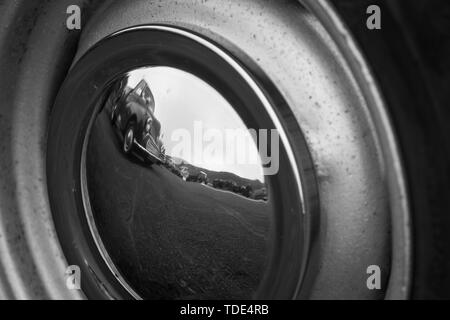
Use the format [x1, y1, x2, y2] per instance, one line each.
[49, 24, 318, 299]
[40, 0, 411, 300]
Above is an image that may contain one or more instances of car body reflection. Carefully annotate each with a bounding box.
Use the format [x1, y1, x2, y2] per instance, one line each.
[107, 76, 165, 164]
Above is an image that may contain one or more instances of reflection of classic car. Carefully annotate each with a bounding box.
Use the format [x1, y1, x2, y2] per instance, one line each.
[109, 78, 165, 164]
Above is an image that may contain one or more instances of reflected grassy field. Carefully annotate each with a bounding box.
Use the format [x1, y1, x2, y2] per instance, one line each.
[86, 111, 271, 299]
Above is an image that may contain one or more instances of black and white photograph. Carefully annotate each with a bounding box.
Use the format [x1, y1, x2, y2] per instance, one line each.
[0, 0, 449, 310]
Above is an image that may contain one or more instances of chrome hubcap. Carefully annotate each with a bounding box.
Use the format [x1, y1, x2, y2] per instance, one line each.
[76, 26, 314, 299]
[43, 0, 411, 300]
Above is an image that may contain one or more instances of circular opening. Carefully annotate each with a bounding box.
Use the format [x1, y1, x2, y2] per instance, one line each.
[84, 67, 273, 299]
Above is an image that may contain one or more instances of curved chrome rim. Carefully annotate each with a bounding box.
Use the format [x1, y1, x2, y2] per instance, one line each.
[302, 0, 411, 299]
[79, 25, 310, 299]
[81, 99, 142, 300]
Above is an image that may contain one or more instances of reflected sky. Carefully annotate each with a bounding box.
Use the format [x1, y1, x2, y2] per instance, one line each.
[127, 67, 264, 182]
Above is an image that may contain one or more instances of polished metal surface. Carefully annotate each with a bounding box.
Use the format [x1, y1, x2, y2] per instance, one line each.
[304, 0, 411, 299]
[57, 23, 310, 300]
[83, 67, 274, 299]
[75, 0, 398, 299]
